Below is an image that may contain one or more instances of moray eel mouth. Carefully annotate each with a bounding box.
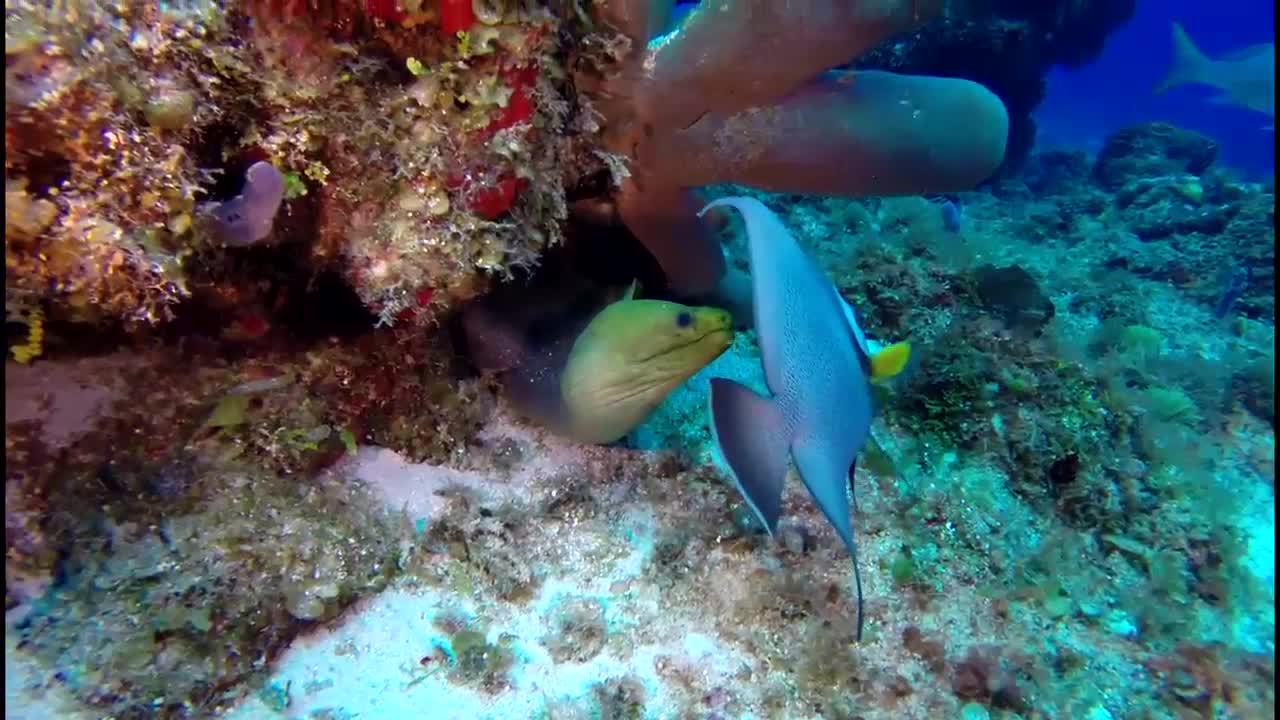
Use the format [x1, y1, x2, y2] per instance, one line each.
[635, 326, 733, 365]
[606, 309, 734, 402]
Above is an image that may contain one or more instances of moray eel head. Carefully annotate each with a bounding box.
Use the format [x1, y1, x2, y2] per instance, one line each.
[561, 299, 733, 444]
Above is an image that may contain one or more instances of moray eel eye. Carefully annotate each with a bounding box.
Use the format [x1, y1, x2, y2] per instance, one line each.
[676, 311, 692, 328]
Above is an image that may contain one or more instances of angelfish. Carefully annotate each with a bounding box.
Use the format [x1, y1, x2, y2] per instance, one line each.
[700, 196, 911, 641]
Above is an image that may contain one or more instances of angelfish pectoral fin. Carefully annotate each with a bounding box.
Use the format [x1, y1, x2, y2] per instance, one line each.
[708, 378, 790, 535]
[869, 341, 912, 382]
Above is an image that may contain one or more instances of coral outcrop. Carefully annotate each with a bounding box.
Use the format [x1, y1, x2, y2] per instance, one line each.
[5, 0, 1140, 340]
[1093, 121, 1221, 190]
[5, 0, 597, 333]
[1016, 122, 1275, 321]
[4, 0, 1050, 339]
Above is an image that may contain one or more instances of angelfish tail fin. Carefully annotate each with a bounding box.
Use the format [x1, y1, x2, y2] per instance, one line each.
[851, 543, 865, 642]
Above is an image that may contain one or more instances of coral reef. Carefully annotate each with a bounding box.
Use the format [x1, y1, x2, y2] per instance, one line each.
[13, 458, 402, 718]
[3, 0, 1140, 341]
[5, 0, 227, 326]
[3, 319, 500, 717]
[8, 0, 1119, 339]
[1019, 122, 1275, 321]
[5, 116, 1275, 718]
[2, 1, 1272, 718]
[1093, 122, 1221, 190]
[5, 0, 598, 332]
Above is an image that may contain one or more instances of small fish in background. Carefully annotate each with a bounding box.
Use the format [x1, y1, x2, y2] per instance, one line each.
[203, 161, 287, 247]
[1214, 265, 1253, 319]
[220, 287, 288, 342]
[939, 198, 963, 233]
[1155, 21, 1275, 125]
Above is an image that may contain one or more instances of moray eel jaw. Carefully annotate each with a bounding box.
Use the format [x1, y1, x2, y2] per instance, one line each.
[561, 302, 733, 444]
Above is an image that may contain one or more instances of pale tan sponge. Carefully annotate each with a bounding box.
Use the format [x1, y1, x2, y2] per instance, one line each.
[640, 70, 1010, 196]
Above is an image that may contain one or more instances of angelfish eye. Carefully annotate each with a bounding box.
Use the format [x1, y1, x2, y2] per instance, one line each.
[676, 311, 692, 328]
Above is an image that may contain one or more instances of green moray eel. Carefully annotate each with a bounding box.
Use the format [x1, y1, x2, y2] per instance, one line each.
[560, 291, 733, 444]
[461, 282, 734, 445]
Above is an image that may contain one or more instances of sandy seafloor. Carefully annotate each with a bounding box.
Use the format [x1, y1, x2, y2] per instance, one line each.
[5, 322, 1275, 719]
[4, 170, 1276, 720]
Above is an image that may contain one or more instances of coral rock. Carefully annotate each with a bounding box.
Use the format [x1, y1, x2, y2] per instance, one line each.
[1093, 122, 1220, 190]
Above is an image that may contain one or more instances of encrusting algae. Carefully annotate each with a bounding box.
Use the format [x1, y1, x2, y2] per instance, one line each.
[4, 0, 620, 333]
[9, 306, 44, 363]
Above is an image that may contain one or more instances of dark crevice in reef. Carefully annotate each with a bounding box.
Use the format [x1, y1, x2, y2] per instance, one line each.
[563, 218, 668, 295]
[14, 151, 73, 197]
[448, 221, 669, 379]
[190, 119, 263, 203]
[161, 258, 378, 351]
[277, 269, 380, 340]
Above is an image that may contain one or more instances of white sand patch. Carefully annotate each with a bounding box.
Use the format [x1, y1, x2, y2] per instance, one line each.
[4, 356, 130, 449]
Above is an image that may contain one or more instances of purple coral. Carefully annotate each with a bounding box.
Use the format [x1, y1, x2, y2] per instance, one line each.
[206, 161, 286, 247]
[591, 0, 1010, 308]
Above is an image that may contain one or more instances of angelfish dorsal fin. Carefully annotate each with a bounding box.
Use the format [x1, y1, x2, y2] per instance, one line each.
[838, 292, 873, 358]
[838, 290, 912, 383]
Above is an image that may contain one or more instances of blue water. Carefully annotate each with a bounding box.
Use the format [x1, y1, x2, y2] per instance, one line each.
[673, 0, 1276, 178]
[1037, 0, 1275, 177]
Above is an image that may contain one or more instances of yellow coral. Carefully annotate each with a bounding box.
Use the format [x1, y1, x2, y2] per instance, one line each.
[11, 308, 44, 364]
[305, 162, 331, 185]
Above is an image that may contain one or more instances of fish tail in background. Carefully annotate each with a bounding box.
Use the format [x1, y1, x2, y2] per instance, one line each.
[1155, 22, 1209, 94]
[708, 378, 790, 535]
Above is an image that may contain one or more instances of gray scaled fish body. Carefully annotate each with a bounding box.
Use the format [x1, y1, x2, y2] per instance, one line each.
[700, 196, 909, 641]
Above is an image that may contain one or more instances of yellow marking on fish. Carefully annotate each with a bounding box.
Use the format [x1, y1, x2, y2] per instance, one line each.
[870, 341, 911, 382]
